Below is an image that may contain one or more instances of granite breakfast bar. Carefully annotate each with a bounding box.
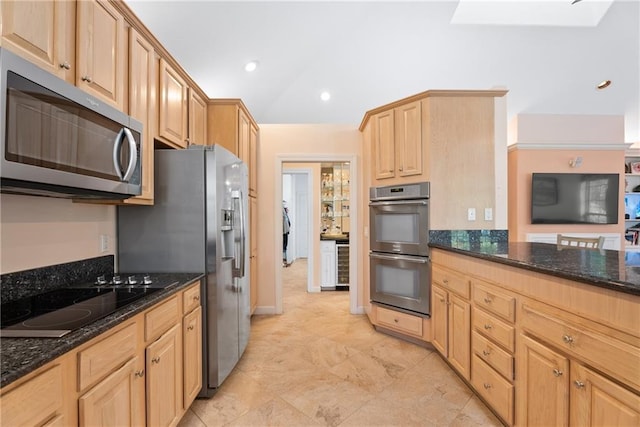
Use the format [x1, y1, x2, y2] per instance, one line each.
[429, 240, 640, 426]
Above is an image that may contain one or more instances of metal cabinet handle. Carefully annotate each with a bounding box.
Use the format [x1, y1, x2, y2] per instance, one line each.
[482, 349, 491, 356]
[442, 279, 449, 284]
[484, 324, 493, 330]
[562, 335, 574, 344]
[574, 380, 585, 389]
[193, 295, 200, 301]
[553, 368, 563, 377]
[439, 298, 445, 303]
[483, 296, 492, 304]
[59, 61, 71, 70]
[483, 383, 492, 389]
[134, 370, 144, 378]
[393, 318, 399, 323]
[81, 75, 92, 83]
[151, 356, 161, 364]
[187, 325, 195, 331]
[398, 166, 403, 172]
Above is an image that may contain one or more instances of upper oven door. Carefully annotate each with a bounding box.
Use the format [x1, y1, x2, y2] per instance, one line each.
[369, 199, 429, 256]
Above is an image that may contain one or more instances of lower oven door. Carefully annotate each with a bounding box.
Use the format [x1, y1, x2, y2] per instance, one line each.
[369, 252, 431, 315]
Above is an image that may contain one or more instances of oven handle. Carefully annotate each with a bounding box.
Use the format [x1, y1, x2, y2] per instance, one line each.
[369, 200, 428, 207]
[369, 252, 429, 263]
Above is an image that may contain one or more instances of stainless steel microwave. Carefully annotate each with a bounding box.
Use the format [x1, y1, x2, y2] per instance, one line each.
[0, 48, 142, 199]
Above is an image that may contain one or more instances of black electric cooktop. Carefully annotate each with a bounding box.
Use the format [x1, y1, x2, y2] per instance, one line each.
[0, 275, 178, 338]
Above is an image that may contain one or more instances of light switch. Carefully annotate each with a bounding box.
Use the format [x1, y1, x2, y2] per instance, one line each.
[468, 208, 476, 221]
[485, 208, 493, 221]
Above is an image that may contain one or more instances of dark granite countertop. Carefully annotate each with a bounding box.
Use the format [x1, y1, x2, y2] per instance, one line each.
[320, 234, 350, 243]
[429, 241, 640, 296]
[0, 273, 204, 389]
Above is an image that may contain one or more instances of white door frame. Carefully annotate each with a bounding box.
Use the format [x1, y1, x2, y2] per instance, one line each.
[275, 154, 360, 315]
[282, 167, 315, 292]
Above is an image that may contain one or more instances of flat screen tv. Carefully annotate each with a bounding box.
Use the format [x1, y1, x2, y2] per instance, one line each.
[531, 173, 619, 224]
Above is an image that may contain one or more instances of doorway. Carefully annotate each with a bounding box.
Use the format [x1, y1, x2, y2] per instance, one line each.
[275, 155, 360, 315]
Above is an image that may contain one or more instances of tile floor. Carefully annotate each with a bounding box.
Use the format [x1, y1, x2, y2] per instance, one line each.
[178, 259, 503, 427]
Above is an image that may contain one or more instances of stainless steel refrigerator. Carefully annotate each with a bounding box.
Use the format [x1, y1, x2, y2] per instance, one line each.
[117, 145, 249, 397]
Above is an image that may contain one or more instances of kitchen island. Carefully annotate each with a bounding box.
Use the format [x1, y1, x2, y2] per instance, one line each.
[428, 240, 640, 426]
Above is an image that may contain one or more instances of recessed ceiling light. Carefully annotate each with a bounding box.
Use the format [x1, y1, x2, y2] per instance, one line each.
[320, 91, 331, 101]
[597, 80, 612, 90]
[244, 61, 258, 72]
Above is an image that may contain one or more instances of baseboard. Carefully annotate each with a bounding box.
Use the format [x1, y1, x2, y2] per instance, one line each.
[252, 306, 277, 315]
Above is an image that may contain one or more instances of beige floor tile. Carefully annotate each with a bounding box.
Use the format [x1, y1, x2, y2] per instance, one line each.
[186, 259, 502, 427]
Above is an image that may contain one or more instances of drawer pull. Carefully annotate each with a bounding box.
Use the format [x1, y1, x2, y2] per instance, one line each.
[483, 383, 492, 389]
[194, 296, 200, 301]
[562, 335, 574, 344]
[484, 324, 493, 330]
[483, 296, 492, 304]
[81, 75, 92, 83]
[59, 61, 71, 70]
[135, 370, 145, 378]
[187, 325, 195, 331]
[151, 356, 161, 364]
[482, 349, 491, 356]
[553, 368, 563, 377]
[393, 318, 399, 323]
[574, 380, 585, 389]
[439, 298, 445, 303]
[443, 279, 449, 284]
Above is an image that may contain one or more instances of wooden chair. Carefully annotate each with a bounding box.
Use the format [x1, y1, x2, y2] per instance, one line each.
[557, 234, 605, 250]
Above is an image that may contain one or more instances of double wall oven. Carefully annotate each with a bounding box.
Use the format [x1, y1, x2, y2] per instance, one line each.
[369, 182, 431, 315]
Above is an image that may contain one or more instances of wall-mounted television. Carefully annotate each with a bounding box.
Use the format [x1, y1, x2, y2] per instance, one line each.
[531, 173, 619, 224]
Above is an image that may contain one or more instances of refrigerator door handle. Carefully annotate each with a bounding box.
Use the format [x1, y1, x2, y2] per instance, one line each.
[232, 190, 246, 278]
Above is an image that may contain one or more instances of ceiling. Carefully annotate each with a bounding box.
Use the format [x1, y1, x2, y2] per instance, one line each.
[125, 0, 639, 142]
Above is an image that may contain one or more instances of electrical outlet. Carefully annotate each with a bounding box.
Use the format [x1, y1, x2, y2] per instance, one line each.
[484, 208, 493, 221]
[467, 208, 476, 221]
[100, 235, 109, 253]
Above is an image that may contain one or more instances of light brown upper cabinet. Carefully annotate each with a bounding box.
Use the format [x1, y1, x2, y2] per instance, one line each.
[76, 0, 127, 111]
[1, 0, 76, 83]
[157, 58, 189, 149]
[125, 27, 157, 205]
[372, 109, 395, 180]
[207, 99, 259, 198]
[188, 89, 207, 146]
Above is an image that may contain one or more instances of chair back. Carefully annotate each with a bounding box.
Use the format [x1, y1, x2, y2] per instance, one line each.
[557, 234, 605, 250]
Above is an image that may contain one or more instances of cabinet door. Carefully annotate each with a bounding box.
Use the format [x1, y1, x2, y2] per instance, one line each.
[250, 196, 258, 313]
[373, 110, 395, 180]
[79, 357, 144, 427]
[1, 0, 75, 83]
[158, 58, 188, 148]
[395, 101, 422, 178]
[126, 27, 157, 205]
[188, 89, 207, 146]
[431, 284, 448, 356]
[183, 306, 202, 409]
[76, 0, 126, 109]
[517, 334, 570, 427]
[147, 324, 182, 427]
[448, 293, 470, 379]
[320, 241, 336, 286]
[238, 108, 251, 163]
[249, 125, 259, 197]
[570, 363, 640, 426]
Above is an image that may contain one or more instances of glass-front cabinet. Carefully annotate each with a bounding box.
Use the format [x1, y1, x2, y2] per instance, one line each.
[321, 162, 350, 235]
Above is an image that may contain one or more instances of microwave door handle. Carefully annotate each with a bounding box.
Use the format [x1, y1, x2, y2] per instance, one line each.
[369, 200, 428, 207]
[369, 253, 429, 263]
[121, 128, 138, 182]
[112, 128, 138, 182]
[113, 128, 125, 180]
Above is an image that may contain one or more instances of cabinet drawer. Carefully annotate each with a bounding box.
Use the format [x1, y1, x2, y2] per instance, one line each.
[376, 306, 423, 337]
[432, 265, 469, 299]
[472, 331, 513, 381]
[183, 282, 201, 314]
[145, 295, 180, 342]
[472, 280, 515, 323]
[78, 323, 137, 391]
[1, 365, 63, 426]
[521, 303, 640, 390]
[471, 354, 514, 425]
[472, 308, 515, 352]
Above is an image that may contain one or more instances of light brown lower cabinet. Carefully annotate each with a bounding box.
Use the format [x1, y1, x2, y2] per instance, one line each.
[147, 324, 182, 427]
[0, 281, 202, 427]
